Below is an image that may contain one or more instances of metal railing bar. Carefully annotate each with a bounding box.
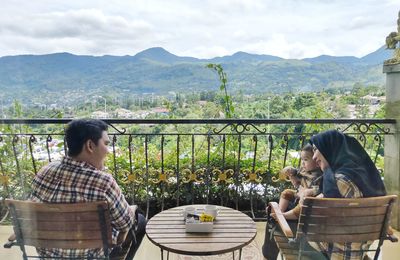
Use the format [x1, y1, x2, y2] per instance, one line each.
[0, 118, 396, 124]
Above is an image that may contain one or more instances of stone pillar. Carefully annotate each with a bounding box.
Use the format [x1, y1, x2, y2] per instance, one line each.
[383, 63, 400, 229]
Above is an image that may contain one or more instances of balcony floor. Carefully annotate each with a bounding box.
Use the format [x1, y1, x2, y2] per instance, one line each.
[1, 223, 399, 259]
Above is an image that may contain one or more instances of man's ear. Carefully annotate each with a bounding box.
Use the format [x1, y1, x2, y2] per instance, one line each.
[84, 139, 95, 153]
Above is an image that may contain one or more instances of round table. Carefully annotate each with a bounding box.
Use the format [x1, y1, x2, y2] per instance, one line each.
[146, 204, 257, 260]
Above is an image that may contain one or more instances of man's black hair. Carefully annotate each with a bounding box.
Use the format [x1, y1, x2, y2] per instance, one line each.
[65, 119, 108, 156]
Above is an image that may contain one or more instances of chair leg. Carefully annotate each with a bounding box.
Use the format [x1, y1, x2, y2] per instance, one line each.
[373, 247, 381, 260]
[373, 238, 385, 260]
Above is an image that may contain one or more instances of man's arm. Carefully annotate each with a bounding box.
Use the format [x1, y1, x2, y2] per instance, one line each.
[105, 177, 135, 232]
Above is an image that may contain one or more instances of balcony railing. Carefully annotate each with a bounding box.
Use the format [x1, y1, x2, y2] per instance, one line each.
[0, 118, 395, 221]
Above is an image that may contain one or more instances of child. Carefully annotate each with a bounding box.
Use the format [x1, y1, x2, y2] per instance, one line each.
[277, 144, 322, 220]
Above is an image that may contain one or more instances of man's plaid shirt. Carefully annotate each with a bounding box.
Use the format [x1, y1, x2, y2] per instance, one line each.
[31, 156, 135, 258]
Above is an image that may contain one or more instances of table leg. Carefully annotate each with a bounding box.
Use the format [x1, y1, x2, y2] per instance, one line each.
[239, 248, 242, 259]
[160, 248, 163, 260]
[232, 250, 235, 260]
[167, 251, 170, 260]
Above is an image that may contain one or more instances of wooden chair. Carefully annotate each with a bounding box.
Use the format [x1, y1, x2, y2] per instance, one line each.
[4, 199, 116, 259]
[269, 195, 398, 260]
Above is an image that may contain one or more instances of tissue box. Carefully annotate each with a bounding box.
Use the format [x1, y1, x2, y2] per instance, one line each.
[185, 221, 213, 233]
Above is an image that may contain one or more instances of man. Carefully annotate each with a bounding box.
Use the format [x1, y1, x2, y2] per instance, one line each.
[30, 119, 143, 259]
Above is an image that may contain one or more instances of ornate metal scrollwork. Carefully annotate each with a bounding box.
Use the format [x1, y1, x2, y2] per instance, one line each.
[181, 168, 205, 183]
[212, 123, 231, 134]
[122, 169, 144, 184]
[242, 169, 263, 184]
[107, 123, 126, 134]
[28, 135, 36, 143]
[338, 123, 391, 135]
[212, 168, 234, 184]
[45, 135, 53, 162]
[28, 135, 38, 174]
[150, 169, 175, 184]
[213, 123, 267, 134]
[373, 134, 383, 164]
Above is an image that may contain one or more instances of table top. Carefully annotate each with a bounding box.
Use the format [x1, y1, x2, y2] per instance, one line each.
[145, 204, 257, 256]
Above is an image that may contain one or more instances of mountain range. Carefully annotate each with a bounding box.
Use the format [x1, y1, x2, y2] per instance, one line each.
[0, 46, 393, 104]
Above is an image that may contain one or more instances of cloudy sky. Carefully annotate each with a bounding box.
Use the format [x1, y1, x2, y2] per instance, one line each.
[1, 0, 399, 59]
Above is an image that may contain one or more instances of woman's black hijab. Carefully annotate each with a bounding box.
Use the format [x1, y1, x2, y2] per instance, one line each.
[310, 130, 386, 198]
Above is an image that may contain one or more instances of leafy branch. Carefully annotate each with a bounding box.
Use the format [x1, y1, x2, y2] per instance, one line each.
[206, 64, 234, 118]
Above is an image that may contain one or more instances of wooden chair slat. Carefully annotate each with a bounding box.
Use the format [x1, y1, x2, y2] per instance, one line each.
[23, 238, 108, 249]
[300, 215, 385, 226]
[12, 211, 102, 222]
[299, 206, 387, 217]
[299, 223, 383, 234]
[303, 195, 397, 207]
[18, 220, 103, 231]
[20, 228, 106, 240]
[6, 200, 108, 212]
[300, 232, 381, 243]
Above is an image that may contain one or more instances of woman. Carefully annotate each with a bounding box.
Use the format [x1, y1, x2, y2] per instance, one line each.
[311, 129, 385, 199]
[310, 130, 386, 259]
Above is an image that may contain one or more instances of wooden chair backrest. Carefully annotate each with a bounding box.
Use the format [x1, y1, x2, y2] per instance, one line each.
[297, 195, 397, 243]
[6, 199, 113, 249]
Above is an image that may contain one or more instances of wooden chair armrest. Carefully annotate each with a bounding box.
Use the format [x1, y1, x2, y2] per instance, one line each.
[269, 202, 295, 239]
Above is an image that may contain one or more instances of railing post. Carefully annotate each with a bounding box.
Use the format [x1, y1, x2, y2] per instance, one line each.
[383, 63, 400, 229]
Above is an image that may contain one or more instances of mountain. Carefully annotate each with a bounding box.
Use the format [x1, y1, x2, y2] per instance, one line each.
[360, 46, 393, 65]
[210, 51, 282, 63]
[302, 55, 359, 64]
[132, 47, 199, 63]
[0, 46, 394, 105]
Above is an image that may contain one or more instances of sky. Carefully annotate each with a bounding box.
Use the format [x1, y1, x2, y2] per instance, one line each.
[1, 0, 399, 59]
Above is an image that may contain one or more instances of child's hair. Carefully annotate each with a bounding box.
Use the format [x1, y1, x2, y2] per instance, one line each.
[301, 143, 313, 155]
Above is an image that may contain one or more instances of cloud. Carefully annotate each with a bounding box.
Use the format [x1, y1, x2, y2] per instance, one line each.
[0, 0, 399, 58]
[0, 8, 156, 55]
[2, 9, 153, 39]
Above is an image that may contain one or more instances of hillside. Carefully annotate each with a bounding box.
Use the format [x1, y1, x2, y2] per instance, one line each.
[0, 46, 393, 105]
